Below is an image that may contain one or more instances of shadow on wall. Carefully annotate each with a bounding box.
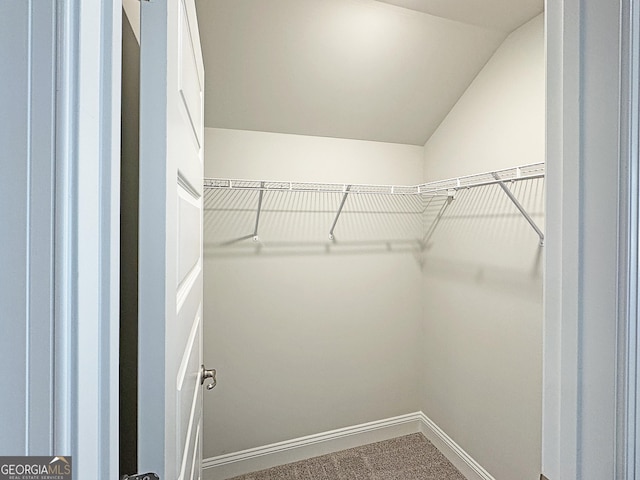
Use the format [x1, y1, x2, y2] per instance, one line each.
[203, 177, 545, 274]
[422, 177, 545, 297]
[203, 188, 426, 262]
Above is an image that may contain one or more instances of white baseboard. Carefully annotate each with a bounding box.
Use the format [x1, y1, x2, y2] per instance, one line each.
[202, 411, 495, 480]
[202, 412, 423, 479]
[417, 412, 496, 480]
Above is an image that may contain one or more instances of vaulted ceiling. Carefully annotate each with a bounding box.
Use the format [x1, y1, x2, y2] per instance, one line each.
[375, 0, 543, 32]
[195, 0, 543, 146]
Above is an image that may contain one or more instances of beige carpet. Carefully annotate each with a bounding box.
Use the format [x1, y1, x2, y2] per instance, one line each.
[227, 433, 467, 479]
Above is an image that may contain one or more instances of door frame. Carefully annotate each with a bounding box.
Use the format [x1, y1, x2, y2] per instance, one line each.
[53, 0, 639, 478]
[616, 0, 640, 477]
[53, 0, 121, 478]
[544, 0, 639, 479]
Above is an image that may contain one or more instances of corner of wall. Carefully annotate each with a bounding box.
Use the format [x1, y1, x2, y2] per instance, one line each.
[416, 13, 545, 480]
[122, 0, 140, 44]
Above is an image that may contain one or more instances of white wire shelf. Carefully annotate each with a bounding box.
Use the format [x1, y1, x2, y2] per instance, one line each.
[204, 162, 544, 197]
[417, 162, 545, 195]
[203, 178, 422, 195]
[204, 162, 545, 245]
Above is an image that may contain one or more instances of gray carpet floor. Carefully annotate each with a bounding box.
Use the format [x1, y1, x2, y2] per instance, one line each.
[227, 433, 467, 479]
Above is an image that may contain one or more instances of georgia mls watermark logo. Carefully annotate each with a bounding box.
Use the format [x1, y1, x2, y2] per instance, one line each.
[0, 457, 72, 480]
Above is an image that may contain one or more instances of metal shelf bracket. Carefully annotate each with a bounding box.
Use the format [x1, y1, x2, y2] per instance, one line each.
[252, 182, 265, 242]
[423, 190, 456, 246]
[492, 172, 544, 246]
[329, 185, 351, 241]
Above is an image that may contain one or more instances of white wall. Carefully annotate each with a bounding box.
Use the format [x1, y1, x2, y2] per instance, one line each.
[202, 15, 545, 477]
[421, 15, 544, 480]
[203, 128, 425, 457]
[423, 16, 544, 180]
[204, 128, 424, 184]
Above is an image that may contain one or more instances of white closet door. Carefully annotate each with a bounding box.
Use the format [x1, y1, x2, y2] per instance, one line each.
[138, 0, 205, 478]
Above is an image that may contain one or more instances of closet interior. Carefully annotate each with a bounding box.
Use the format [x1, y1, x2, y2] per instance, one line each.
[197, 2, 545, 480]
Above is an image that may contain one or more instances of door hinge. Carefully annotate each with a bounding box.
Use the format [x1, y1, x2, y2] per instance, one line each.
[122, 473, 159, 480]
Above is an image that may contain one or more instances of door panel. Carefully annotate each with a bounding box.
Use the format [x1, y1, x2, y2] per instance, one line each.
[178, 0, 203, 151]
[177, 186, 202, 290]
[138, 0, 204, 477]
[176, 309, 202, 477]
[176, 0, 204, 192]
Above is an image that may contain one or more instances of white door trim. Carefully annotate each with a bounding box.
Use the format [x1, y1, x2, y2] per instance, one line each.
[617, 1, 640, 478]
[544, 0, 638, 479]
[543, 1, 581, 477]
[48, 0, 640, 478]
[54, 0, 121, 477]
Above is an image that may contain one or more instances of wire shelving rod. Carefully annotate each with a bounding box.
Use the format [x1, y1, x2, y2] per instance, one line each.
[203, 162, 545, 245]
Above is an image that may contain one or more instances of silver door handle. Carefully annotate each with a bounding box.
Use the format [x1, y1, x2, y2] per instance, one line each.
[201, 365, 217, 390]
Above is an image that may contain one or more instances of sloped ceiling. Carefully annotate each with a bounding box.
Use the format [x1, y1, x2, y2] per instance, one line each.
[195, 0, 543, 146]
[375, 0, 543, 32]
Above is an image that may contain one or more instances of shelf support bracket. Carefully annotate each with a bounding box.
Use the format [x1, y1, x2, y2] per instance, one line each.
[492, 172, 544, 246]
[423, 190, 455, 246]
[329, 185, 351, 241]
[252, 183, 265, 242]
